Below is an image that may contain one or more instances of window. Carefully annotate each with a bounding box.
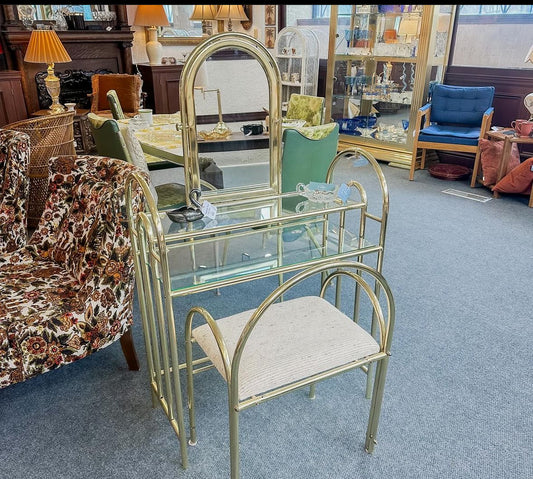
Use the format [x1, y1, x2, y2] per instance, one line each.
[450, 4, 533, 69]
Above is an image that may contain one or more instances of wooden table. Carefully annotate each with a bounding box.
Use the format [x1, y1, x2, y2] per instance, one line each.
[471, 129, 533, 206]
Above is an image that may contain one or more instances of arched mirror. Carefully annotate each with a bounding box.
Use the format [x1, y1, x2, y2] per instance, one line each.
[180, 32, 282, 204]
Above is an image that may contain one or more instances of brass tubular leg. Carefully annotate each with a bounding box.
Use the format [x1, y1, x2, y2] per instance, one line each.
[185, 326, 198, 446]
[229, 399, 240, 479]
[309, 383, 316, 399]
[365, 356, 390, 453]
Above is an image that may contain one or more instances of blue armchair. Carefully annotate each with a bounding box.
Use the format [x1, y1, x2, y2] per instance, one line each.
[409, 84, 495, 182]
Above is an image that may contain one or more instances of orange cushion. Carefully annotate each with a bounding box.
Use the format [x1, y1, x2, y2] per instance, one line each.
[479, 138, 520, 186]
[92, 74, 140, 113]
[492, 157, 533, 195]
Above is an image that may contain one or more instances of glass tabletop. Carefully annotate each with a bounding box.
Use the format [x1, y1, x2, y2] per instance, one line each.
[137, 192, 381, 295]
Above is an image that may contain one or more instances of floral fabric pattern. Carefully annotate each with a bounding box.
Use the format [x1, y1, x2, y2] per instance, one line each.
[0, 129, 30, 253]
[0, 154, 147, 388]
[285, 94, 325, 127]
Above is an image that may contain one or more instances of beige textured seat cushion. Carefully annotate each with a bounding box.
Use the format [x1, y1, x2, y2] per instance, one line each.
[193, 296, 380, 400]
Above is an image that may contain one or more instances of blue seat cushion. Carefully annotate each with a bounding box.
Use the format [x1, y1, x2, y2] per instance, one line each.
[418, 125, 481, 146]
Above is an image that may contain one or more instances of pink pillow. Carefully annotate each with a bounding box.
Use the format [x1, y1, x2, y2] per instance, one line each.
[492, 157, 533, 195]
[479, 139, 520, 186]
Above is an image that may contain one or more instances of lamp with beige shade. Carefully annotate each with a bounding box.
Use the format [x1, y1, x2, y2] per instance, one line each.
[134, 5, 170, 65]
[24, 29, 72, 114]
[215, 5, 249, 32]
[189, 5, 218, 36]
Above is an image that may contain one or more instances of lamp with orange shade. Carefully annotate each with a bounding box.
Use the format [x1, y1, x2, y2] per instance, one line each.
[134, 5, 170, 65]
[24, 29, 72, 114]
[189, 5, 218, 36]
[215, 5, 248, 32]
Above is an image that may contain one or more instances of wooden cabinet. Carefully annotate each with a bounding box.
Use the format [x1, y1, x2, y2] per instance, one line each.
[325, 5, 455, 168]
[137, 63, 184, 114]
[0, 71, 28, 127]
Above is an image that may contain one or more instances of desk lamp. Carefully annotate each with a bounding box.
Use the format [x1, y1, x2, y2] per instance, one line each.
[24, 29, 72, 114]
[134, 5, 170, 65]
[189, 5, 218, 36]
[195, 87, 231, 139]
[215, 5, 248, 32]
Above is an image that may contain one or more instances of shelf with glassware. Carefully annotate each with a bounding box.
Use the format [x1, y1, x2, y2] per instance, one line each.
[274, 26, 320, 111]
[324, 5, 455, 168]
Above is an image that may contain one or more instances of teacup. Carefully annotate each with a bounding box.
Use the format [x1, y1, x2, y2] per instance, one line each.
[513, 119, 533, 137]
[511, 119, 527, 133]
[138, 108, 153, 126]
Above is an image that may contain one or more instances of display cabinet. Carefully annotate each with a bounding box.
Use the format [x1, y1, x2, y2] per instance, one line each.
[325, 5, 455, 167]
[274, 26, 320, 110]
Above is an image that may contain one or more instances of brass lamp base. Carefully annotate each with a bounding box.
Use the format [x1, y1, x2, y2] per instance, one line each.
[212, 121, 231, 136]
[45, 63, 66, 114]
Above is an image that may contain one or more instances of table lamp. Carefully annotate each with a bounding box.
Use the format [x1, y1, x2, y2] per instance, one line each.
[189, 5, 218, 36]
[215, 5, 248, 32]
[134, 5, 170, 65]
[24, 29, 72, 114]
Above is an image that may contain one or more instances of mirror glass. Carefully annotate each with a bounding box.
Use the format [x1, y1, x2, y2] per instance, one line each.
[180, 33, 282, 203]
[194, 49, 270, 195]
[160, 5, 203, 38]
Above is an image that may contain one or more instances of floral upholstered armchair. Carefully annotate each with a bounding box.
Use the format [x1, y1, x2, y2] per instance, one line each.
[0, 129, 30, 253]
[0, 155, 147, 388]
[285, 93, 325, 127]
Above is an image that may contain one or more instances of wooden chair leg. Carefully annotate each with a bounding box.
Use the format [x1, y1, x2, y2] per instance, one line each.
[420, 148, 427, 171]
[120, 328, 140, 370]
[470, 147, 483, 188]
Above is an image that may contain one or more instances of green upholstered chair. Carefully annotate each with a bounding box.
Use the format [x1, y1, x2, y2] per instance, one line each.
[87, 113, 186, 210]
[107, 89, 126, 120]
[285, 93, 326, 127]
[281, 122, 340, 194]
[280, 122, 339, 244]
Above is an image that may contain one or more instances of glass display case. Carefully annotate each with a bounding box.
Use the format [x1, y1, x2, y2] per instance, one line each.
[274, 26, 320, 110]
[325, 5, 455, 168]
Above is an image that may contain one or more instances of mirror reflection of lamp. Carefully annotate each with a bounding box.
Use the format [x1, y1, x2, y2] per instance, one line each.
[134, 5, 170, 65]
[215, 5, 249, 32]
[194, 64, 231, 138]
[24, 28, 72, 114]
[189, 5, 218, 36]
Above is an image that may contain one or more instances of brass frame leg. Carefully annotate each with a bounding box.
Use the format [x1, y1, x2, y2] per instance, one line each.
[365, 357, 390, 453]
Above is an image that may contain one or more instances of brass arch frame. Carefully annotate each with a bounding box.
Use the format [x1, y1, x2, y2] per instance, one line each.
[179, 32, 282, 204]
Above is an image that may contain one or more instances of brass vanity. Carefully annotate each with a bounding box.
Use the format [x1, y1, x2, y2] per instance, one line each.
[125, 32, 389, 469]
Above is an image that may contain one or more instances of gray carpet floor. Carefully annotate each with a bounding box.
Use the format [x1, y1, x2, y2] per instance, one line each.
[1, 164, 532, 479]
